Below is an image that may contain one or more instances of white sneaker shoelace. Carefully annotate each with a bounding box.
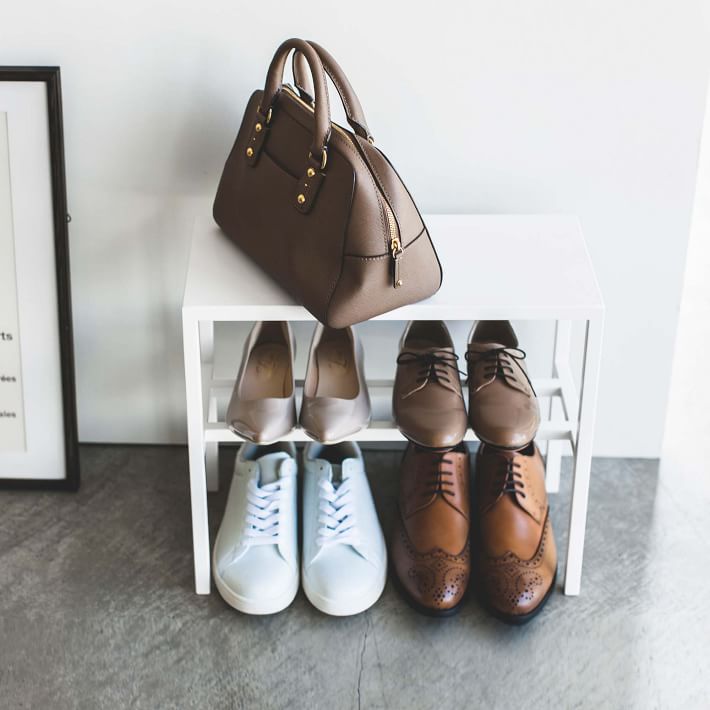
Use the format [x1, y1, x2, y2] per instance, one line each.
[317, 477, 360, 548]
[243, 478, 284, 545]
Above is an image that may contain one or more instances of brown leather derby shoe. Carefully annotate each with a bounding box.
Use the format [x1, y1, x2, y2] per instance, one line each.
[474, 442, 557, 624]
[466, 320, 540, 449]
[391, 442, 471, 616]
[393, 321, 468, 450]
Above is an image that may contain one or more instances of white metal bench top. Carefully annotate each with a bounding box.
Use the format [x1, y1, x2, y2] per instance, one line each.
[183, 214, 604, 320]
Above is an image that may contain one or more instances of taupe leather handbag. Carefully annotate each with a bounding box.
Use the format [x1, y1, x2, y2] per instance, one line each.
[213, 38, 442, 328]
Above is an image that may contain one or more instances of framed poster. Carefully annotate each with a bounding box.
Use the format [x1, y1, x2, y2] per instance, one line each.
[0, 67, 79, 490]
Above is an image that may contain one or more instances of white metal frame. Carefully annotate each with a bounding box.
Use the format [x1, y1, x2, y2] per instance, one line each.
[182, 215, 604, 597]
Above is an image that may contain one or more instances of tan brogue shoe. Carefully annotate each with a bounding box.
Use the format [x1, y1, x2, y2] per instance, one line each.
[391, 443, 471, 616]
[475, 442, 557, 624]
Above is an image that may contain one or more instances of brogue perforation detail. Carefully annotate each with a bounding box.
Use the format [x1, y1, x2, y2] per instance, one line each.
[481, 516, 553, 614]
[399, 528, 470, 609]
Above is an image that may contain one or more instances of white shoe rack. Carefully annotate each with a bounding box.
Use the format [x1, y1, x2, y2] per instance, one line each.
[182, 214, 604, 597]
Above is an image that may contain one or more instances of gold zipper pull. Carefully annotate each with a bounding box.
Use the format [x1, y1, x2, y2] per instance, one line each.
[391, 236, 403, 288]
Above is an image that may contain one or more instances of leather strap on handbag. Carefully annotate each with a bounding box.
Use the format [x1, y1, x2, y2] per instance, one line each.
[291, 42, 372, 142]
[213, 38, 443, 328]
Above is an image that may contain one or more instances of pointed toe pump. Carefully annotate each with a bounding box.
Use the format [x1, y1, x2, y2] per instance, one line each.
[226, 321, 297, 444]
[300, 324, 371, 444]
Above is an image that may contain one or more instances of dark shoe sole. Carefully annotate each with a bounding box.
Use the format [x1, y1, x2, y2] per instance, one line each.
[395, 426, 467, 453]
[481, 569, 557, 626]
[474, 433, 536, 452]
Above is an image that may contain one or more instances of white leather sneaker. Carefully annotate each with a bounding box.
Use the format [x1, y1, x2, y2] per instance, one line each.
[213, 442, 299, 614]
[302, 441, 387, 616]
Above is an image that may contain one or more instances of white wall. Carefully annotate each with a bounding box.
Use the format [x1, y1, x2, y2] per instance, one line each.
[662, 43, 710, 469]
[2, 1, 708, 457]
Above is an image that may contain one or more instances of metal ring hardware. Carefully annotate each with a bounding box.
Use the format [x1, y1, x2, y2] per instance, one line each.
[308, 147, 328, 171]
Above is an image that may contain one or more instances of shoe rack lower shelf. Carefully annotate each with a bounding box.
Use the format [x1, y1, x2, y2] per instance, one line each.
[202, 368, 578, 446]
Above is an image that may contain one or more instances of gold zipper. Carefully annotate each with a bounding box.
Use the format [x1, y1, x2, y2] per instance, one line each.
[384, 201, 403, 288]
[284, 85, 403, 288]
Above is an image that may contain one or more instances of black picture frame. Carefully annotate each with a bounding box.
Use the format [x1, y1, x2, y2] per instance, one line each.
[0, 67, 79, 491]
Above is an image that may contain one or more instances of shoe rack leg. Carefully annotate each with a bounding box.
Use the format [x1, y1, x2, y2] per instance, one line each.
[564, 315, 604, 595]
[182, 311, 211, 595]
[205, 442, 219, 493]
[545, 320, 571, 493]
[201, 321, 219, 493]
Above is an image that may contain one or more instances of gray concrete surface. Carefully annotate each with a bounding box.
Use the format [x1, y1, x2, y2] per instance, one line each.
[0, 445, 707, 709]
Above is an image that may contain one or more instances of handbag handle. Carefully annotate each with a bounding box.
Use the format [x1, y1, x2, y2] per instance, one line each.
[262, 38, 331, 166]
[291, 41, 373, 142]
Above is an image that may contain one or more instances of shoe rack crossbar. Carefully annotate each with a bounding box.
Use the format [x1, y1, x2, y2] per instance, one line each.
[182, 215, 605, 598]
[202, 376, 579, 445]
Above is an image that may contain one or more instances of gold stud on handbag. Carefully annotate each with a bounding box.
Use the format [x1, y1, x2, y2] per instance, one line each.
[213, 38, 442, 328]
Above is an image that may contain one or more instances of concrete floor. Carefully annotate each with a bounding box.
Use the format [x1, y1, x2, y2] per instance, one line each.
[0, 445, 707, 710]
